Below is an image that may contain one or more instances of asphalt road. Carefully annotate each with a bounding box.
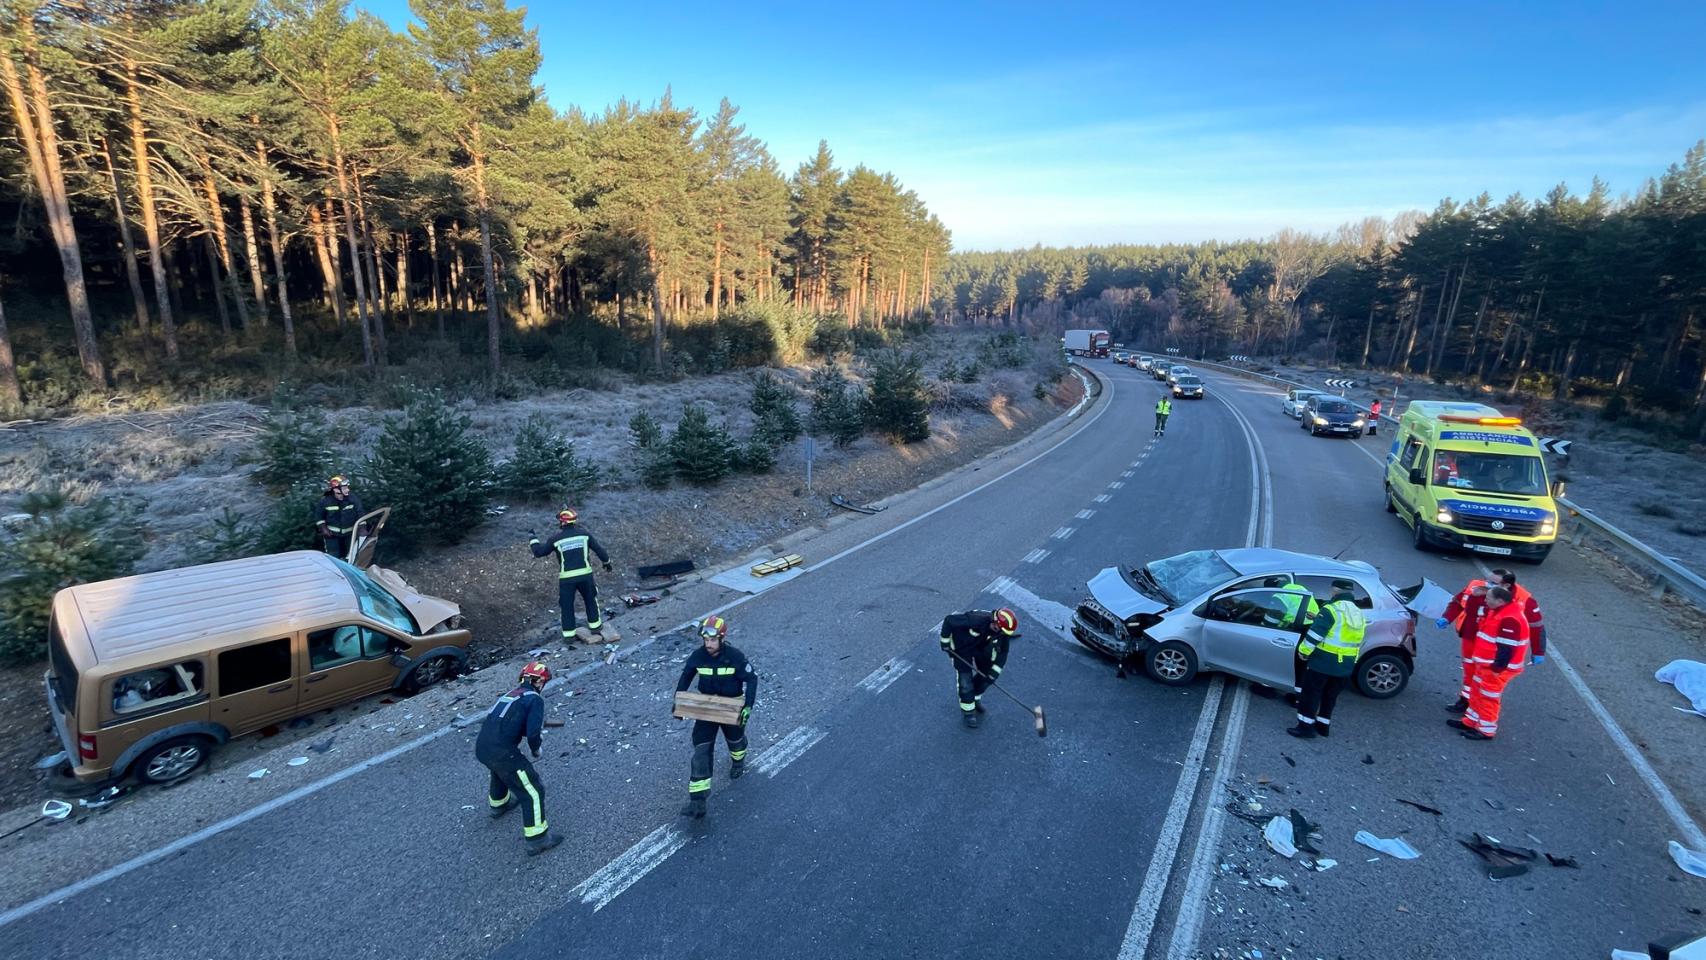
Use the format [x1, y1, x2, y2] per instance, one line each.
[3, 360, 1702, 960]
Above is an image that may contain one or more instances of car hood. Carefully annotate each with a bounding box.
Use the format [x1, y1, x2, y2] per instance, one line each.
[1088, 567, 1170, 619]
[367, 565, 461, 632]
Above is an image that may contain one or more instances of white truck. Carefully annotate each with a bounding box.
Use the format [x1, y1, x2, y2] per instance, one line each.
[1063, 329, 1111, 358]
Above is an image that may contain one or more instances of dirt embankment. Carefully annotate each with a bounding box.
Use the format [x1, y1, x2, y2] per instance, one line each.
[0, 331, 1075, 809]
[1229, 359, 1706, 575]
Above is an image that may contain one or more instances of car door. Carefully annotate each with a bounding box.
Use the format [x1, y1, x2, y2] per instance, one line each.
[212, 636, 300, 736]
[300, 623, 404, 712]
[1196, 588, 1309, 688]
[344, 507, 391, 568]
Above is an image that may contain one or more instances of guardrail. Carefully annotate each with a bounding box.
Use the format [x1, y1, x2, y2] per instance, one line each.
[1132, 351, 1706, 610]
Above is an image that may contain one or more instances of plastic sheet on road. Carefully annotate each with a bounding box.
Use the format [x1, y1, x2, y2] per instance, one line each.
[1655, 659, 1706, 716]
[709, 566, 806, 595]
[1355, 830, 1421, 860]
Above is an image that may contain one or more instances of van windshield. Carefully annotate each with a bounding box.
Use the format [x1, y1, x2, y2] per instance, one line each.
[1432, 450, 1548, 496]
[332, 560, 420, 635]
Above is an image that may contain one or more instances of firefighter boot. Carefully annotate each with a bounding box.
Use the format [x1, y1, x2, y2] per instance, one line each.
[489, 797, 519, 819]
[525, 831, 564, 856]
[729, 759, 746, 780]
[680, 794, 707, 819]
[962, 710, 981, 729]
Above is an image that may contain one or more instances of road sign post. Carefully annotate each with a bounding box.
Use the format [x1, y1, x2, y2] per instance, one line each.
[804, 436, 815, 493]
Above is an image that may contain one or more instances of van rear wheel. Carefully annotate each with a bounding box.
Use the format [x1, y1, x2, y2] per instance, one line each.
[135, 736, 211, 785]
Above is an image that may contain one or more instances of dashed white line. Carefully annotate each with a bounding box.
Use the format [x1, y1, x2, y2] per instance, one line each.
[1051, 526, 1076, 540]
[1094, 494, 1111, 503]
[1022, 548, 1051, 563]
[856, 657, 913, 695]
[1076, 509, 1096, 520]
[1108, 481, 1126, 489]
[752, 726, 829, 778]
[1121, 471, 1135, 478]
[571, 825, 690, 912]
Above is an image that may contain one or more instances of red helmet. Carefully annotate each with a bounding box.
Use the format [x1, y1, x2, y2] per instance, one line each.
[519, 661, 552, 685]
[328, 475, 350, 491]
[557, 508, 578, 525]
[698, 616, 727, 641]
[991, 608, 1019, 635]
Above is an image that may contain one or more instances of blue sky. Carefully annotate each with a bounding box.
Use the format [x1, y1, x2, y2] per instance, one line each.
[365, 1, 1706, 251]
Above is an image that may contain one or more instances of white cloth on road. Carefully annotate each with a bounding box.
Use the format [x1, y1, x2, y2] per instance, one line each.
[1354, 830, 1420, 860]
[1671, 840, 1706, 878]
[1263, 817, 1298, 858]
[1655, 659, 1706, 717]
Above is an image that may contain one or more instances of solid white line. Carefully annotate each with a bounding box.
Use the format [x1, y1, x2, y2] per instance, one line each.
[1094, 494, 1112, 503]
[1052, 527, 1076, 540]
[571, 825, 690, 912]
[856, 657, 913, 695]
[752, 726, 829, 778]
[1076, 510, 1096, 520]
[0, 726, 454, 929]
[1164, 680, 1250, 960]
[1116, 677, 1226, 960]
[803, 370, 1117, 575]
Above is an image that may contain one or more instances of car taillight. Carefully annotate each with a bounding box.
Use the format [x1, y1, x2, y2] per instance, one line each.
[78, 734, 97, 760]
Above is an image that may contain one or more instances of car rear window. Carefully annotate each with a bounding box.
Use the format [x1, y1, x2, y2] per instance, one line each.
[48, 615, 78, 708]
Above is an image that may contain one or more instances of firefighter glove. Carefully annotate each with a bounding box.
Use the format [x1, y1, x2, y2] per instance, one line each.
[739, 706, 751, 726]
[602, 562, 613, 573]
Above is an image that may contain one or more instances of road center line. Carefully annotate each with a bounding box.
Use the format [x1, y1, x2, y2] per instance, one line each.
[571, 825, 690, 913]
[1164, 679, 1250, 960]
[856, 657, 913, 695]
[1076, 510, 1096, 520]
[752, 725, 829, 778]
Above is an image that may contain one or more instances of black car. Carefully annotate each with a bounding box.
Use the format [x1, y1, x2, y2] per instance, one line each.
[1301, 395, 1366, 437]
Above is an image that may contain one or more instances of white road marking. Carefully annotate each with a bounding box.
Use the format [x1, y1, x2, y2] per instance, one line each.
[990, 578, 1076, 641]
[0, 726, 454, 929]
[1121, 470, 1135, 478]
[1165, 680, 1251, 960]
[1051, 526, 1076, 540]
[570, 825, 690, 913]
[1094, 494, 1112, 503]
[752, 725, 829, 778]
[1022, 548, 1051, 563]
[1116, 677, 1226, 960]
[856, 656, 913, 695]
[1108, 481, 1126, 489]
[1076, 510, 1096, 520]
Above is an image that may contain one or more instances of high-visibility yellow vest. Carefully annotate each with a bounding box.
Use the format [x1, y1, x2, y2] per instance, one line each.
[1298, 600, 1366, 663]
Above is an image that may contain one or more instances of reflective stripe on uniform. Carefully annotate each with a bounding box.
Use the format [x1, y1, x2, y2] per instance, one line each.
[730, 749, 746, 761]
[490, 791, 512, 807]
[715, 667, 736, 675]
[516, 770, 546, 836]
[697, 667, 715, 675]
[556, 535, 594, 579]
[688, 778, 711, 793]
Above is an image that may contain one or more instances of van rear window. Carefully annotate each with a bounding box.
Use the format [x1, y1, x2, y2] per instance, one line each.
[48, 616, 78, 708]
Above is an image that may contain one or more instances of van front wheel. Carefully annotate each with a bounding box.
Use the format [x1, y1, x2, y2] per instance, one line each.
[403, 655, 459, 694]
[135, 736, 212, 785]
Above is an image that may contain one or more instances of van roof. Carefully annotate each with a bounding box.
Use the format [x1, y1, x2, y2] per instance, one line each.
[55, 551, 360, 667]
[1404, 400, 1505, 419]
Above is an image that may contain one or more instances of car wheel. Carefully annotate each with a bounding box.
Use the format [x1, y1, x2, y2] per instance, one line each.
[134, 736, 213, 785]
[403, 654, 459, 694]
[1355, 653, 1410, 699]
[1411, 517, 1431, 552]
[1384, 484, 1397, 514]
[1145, 641, 1198, 685]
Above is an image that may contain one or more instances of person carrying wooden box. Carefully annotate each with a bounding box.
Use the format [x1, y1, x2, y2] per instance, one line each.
[674, 616, 757, 819]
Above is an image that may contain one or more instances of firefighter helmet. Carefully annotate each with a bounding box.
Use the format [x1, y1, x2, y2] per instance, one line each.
[328, 475, 350, 491]
[557, 508, 578, 525]
[519, 661, 553, 685]
[698, 616, 728, 641]
[992, 608, 1019, 635]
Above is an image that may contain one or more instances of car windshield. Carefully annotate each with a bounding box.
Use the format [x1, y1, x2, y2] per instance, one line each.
[1316, 400, 1354, 414]
[1431, 450, 1548, 496]
[333, 559, 419, 634]
[1176, 377, 1201, 385]
[1143, 550, 1236, 604]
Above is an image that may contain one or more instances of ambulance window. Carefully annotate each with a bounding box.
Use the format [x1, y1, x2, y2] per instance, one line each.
[1400, 438, 1425, 470]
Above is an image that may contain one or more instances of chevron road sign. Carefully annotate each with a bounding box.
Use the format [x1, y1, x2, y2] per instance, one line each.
[1540, 437, 1572, 457]
[1228, 354, 1252, 362]
[1324, 378, 1356, 392]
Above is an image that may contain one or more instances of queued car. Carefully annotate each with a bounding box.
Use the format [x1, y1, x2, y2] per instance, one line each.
[1071, 547, 1448, 699]
[1112, 351, 1130, 364]
[1301, 394, 1367, 437]
[1171, 374, 1205, 398]
[1281, 387, 1325, 418]
[1135, 355, 1154, 370]
[1165, 364, 1192, 385]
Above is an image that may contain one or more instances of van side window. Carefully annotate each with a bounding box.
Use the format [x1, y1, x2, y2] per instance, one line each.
[307, 625, 392, 670]
[112, 662, 205, 715]
[1296, 576, 1374, 610]
[1400, 437, 1425, 470]
[218, 638, 292, 696]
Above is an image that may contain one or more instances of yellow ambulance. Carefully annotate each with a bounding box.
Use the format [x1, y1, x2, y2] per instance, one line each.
[1382, 401, 1563, 564]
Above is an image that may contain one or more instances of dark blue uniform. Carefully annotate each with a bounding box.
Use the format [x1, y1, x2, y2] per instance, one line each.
[675, 644, 757, 801]
[530, 523, 610, 637]
[477, 684, 550, 840]
[315, 493, 364, 558]
[940, 610, 1011, 715]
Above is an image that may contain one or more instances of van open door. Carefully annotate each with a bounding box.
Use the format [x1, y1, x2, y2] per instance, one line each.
[1393, 578, 1451, 621]
[345, 507, 390, 568]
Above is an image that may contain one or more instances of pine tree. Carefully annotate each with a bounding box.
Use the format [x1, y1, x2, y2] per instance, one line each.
[668, 403, 734, 485]
[864, 350, 930, 443]
[629, 409, 663, 448]
[0, 489, 145, 664]
[364, 389, 494, 549]
[499, 413, 599, 502]
[252, 406, 335, 492]
[809, 364, 864, 447]
[750, 370, 801, 445]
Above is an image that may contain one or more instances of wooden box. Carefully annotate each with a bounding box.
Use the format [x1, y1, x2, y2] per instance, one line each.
[672, 691, 746, 724]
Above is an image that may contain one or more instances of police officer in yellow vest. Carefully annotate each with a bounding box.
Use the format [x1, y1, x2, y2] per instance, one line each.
[1287, 589, 1367, 739]
[1271, 580, 1321, 707]
[530, 508, 613, 642]
[1154, 396, 1172, 438]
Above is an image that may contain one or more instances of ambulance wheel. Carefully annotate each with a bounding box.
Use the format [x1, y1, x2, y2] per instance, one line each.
[1383, 485, 1397, 513]
[1411, 518, 1431, 552]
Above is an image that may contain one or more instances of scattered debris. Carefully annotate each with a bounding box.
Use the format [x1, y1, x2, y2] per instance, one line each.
[1281, 753, 1296, 768]
[41, 799, 72, 820]
[1460, 833, 1538, 879]
[636, 558, 695, 580]
[1362, 754, 1375, 765]
[308, 737, 337, 753]
[1396, 798, 1443, 816]
[1670, 840, 1706, 878]
[621, 593, 661, 608]
[1256, 876, 1289, 889]
[453, 713, 480, 729]
[1355, 830, 1421, 860]
[751, 553, 804, 576]
[485, 505, 508, 517]
[34, 751, 68, 770]
[1304, 858, 1338, 872]
[79, 785, 129, 809]
[1606, 773, 1616, 786]
[248, 768, 269, 780]
[287, 757, 309, 767]
[1484, 798, 1506, 811]
[1545, 853, 1580, 869]
[543, 719, 566, 728]
[1263, 817, 1298, 858]
[830, 494, 885, 515]
[1289, 810, 1320, 855]
[604, 645, 621, 666]
[527, 647, 551, 658]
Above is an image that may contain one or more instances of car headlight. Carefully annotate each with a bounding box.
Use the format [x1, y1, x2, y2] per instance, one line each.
[1353, 418, 1365, 427]
[1540, 518, 1556, 536]
[1436, 508, 1454, 524]
[1313, 416, 1327, 426]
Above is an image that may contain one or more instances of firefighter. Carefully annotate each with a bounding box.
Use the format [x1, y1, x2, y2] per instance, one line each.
[530, 508, 613, 643]
[1450, 585, 1529, 741]
[675, 616, 757, 819]
[1271, 579, 1321, 707]
[477, 661, 561, 855]
[1154, 396, 1173, 438]
[1490, 568, 1547, 665]
[314, 476, 364, 558]
[1286, 589, 1367, 739]
[939, 608, 1020, 728]
[1440, 577, 1491, 712]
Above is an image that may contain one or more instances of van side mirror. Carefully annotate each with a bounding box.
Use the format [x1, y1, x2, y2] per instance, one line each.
[1550, 478, 1567, 498]
[1408, 467, 1425, 486]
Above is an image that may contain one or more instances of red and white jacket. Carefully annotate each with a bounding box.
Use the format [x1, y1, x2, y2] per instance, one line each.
[1442, 580, 1489, 641]
[1470, 603, 1532, 676]
[1507, 584, 1546, 657]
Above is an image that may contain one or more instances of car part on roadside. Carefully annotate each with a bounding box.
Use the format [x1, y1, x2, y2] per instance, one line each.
[830, 494, 886, 515]
[1461, 832, 1540, 879]
[621, 593, 661, 607]
[1396, 798, 1444, 816]
[636, 558, 696, 580]
[945, 647, 1047, 737]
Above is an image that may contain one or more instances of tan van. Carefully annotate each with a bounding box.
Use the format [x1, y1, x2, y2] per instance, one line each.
[43, 509, 471, 786]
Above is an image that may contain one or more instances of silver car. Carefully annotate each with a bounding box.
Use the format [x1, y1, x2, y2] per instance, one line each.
[1071, 547, 1447, 699]
[1282, 387, 1325, 418]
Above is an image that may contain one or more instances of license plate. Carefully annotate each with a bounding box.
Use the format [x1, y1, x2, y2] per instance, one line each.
[1469, 544, 1513, 556]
